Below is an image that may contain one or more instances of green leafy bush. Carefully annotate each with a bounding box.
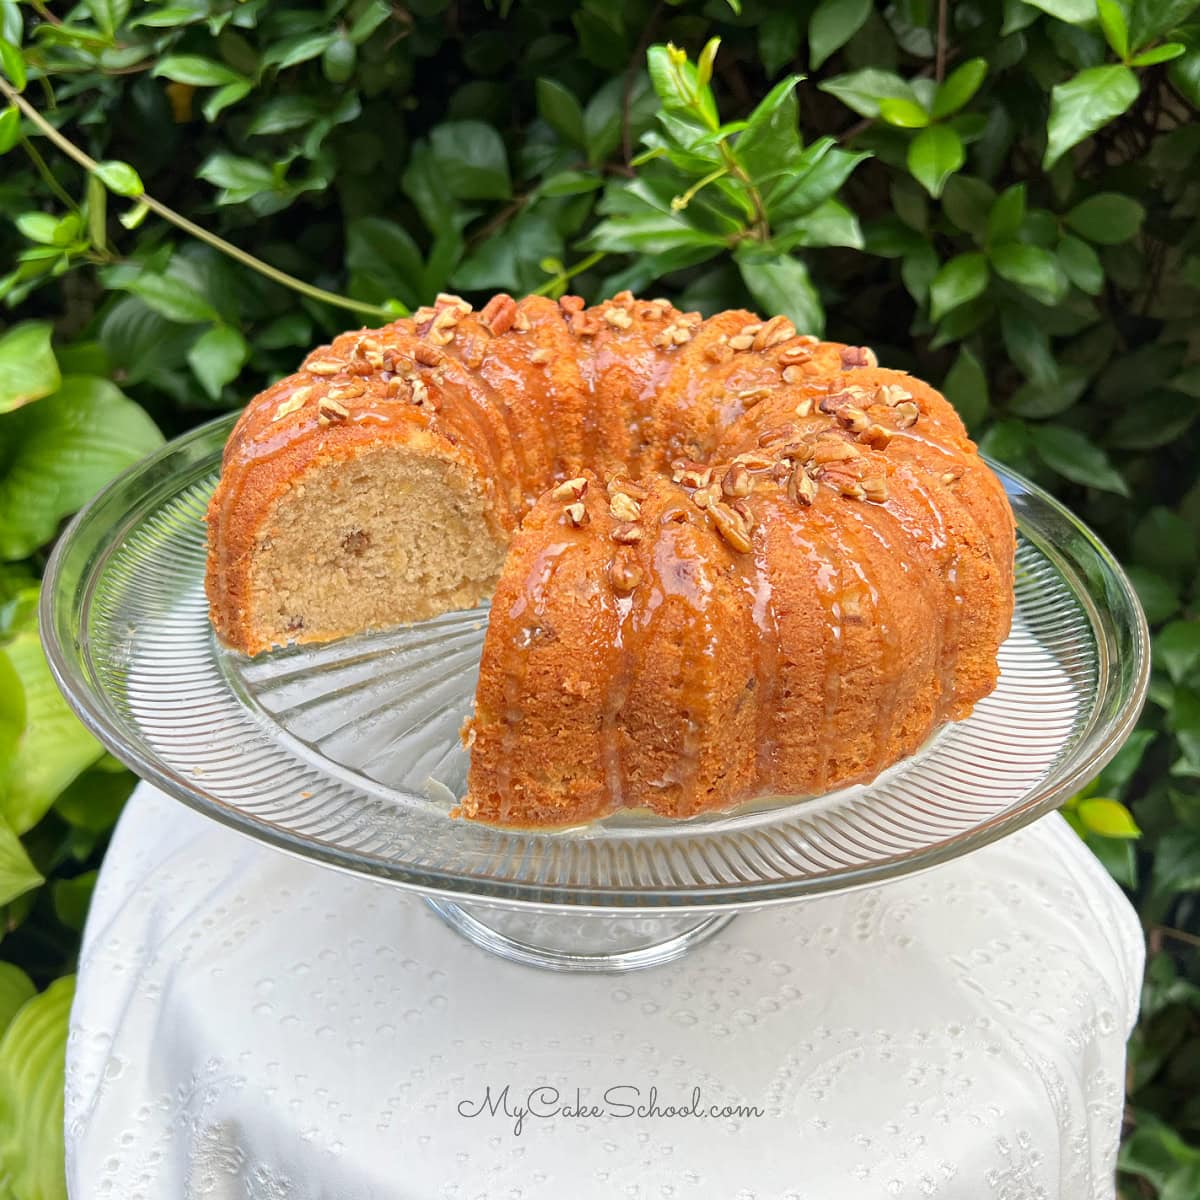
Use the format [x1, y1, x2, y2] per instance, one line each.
[0, 0, 1197, 1194]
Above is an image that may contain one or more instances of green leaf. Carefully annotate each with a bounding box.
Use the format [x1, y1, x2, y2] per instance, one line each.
[990, 242, 1068, 303]
[349, 0, 391, 42]
[1128, 0, 1200, 47]
[14, 213, 60, 246]
[0, 39, 26, 92]
[766, 143, 869, 223]
[907, 125, 965, 197]
[1158, 620, 1200, 684]
[696, 37, 721, 89]
[774, 198, 863, 250]
[0, 814, 41, 906]
[536, 78, 586, 147]
[1008, 365, 1090, 417]
[1043, 64, 1139, 168]
[54, 767, 133, 835]
[122, 271, 220, 324]
[430, 121, 511, 201]
[1065, 192, 1145, 242]
[878, 96, 930, 127]
[1128, 566, 1180, 623]
[929, 252, 989, 321]
[151, 54, 247, 87]
[943, 345, 990, 428]
[1130, 41, 1186, 65]
[1097, 0, 1131, 59]
[196, 153, 277, 205]
[84, 0, 130, 37]
[187, 326, 249, 400]
[1057, 235, 1105, 293]
[809, 0, 872, 69]
[0, 375, 163, 562]
[932, 58, 988, 119]
[93, 159, 144, 198]
[1021, 0, 1098, 20]
[1030, 424, 1130, 494]
[202, 80, 252, 122]
[818, 68, 917, 118]
[1151, 828, 1200, 897]
[737, 253, 825, 337]
[0, 966, 34, 1040]
[0, 976, 74, 1200]
[0, 620, 104, 832]
[322, 34, 357, 84]
[0, 105, 19, 154]
[0, 322, 59, 414]
[987, 185, 1027, 242]
[1169, 46, 1200, 104]
[1077, 796, 1141, 838]
[736, 76, 803, 185]
[264, 32, 338, 70]
[53, 870, 98, 932]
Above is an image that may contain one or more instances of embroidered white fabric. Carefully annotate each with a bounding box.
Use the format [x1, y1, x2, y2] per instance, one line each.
[65, 783, 1144, 1200]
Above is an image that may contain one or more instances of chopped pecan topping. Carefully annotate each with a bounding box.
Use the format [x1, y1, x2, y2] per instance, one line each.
[709, 501, 753, 552]
[564, 502, 589, 528]
[862, 475, 889, 503]
[840, 345, 878, 369]
[318, 396, 350, 423]
[611, 521, 642, 544]
[606, 475, 649, 501]
[875, 384, 912, 407]
[893, 400, 920, 428]
[327, 379, 365, 402]
[788, 465, 818, 505]
[859, 423, 893, 448]
[529, 348, 550, 364]
[754, 315, 796, 350]
[837, 405, 871, 434]
[779, 345, 814, 366]
[758, 422, 799, 449]
[722, 463, 753, 498]
[272, 387, 311, 421]
[306, 358, 343, 376]
[551, 477, 589, 501]
[737, 386, 773, 406]
[608, 492, 642, 521]
[671, 460, 712, 489]
[610, 549, 643, 592]
[480, 294, 517, 335]
[603, 307, 634, 329]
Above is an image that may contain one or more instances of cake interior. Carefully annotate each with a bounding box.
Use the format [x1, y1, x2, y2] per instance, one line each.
[243, 447, 504, 648]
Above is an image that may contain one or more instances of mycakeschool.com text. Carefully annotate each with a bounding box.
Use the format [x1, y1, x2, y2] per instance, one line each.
[455, 1084, 765, 1136]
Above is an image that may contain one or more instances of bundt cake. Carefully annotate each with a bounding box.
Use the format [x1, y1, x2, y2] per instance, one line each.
[206, 291, 1015, 827]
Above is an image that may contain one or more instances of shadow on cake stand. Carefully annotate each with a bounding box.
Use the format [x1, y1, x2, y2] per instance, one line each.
[42, 414, 1150, 972]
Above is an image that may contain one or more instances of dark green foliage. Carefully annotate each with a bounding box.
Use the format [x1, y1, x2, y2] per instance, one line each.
[0, 1, 1197, 1194]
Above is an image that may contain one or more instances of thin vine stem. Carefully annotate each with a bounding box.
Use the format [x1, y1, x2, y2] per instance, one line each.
[19, 136, 79, 214]
[0, 78, 396, 322]
[531, 251, 606, 296]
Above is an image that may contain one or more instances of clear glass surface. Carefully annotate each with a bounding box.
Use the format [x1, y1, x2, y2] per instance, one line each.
[42, 413, 1150, 912]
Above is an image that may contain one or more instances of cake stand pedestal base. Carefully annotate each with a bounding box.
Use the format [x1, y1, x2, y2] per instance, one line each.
[423, 899, 736, 972]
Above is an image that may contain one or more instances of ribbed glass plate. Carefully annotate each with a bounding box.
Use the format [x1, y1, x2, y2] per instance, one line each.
[42, 413, 1149, 910]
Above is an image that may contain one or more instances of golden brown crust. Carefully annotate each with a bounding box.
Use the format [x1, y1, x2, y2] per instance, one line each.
[206, 292, 1016, 824]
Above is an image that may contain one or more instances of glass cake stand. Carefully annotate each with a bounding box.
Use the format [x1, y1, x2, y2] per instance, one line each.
[42, 413, 1149, 972]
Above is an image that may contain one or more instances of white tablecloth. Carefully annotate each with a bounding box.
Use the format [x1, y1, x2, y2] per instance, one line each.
[66, 783, 1144, 1200]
